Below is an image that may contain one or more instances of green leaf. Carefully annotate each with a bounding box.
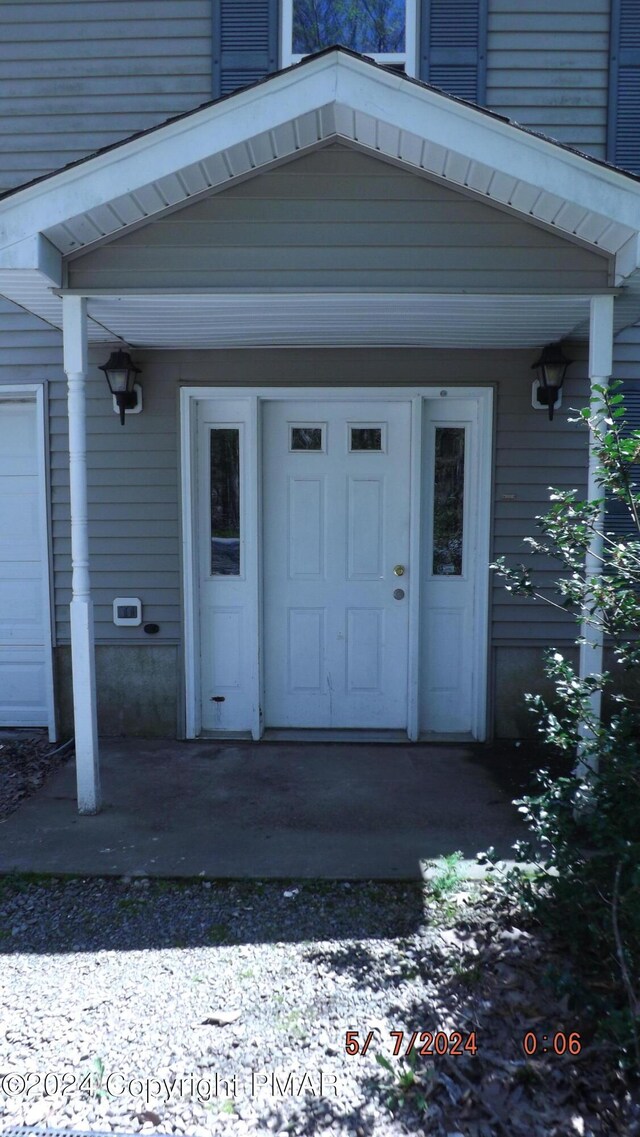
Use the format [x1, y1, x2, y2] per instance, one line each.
[375, 1054, 394, 1074]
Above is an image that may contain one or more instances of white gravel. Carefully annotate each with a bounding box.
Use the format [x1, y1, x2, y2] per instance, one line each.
[1, 877, 637, 1137]
[0, 879, 456, 1137]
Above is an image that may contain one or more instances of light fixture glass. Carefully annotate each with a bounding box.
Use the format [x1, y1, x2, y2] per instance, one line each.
[531, 343, 571, 421]
[99, 350, 141, 425]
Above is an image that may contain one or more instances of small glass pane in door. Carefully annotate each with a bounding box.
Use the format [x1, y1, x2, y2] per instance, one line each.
[210, 428, 240, 576]
[350, 427, 383, 451]
[290, 425, 325, 451]
[432, 427, 465, 576]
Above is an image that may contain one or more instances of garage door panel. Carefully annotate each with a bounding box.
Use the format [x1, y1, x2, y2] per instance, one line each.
[0, 403, 38, 476]
[0, 486, 40, 555]
[0, 651, 48, 725]
[0, 574, 43, 639]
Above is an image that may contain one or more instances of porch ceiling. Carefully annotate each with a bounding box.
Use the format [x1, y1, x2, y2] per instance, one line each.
[1, 48, 640, 348]
[78, 293, 592, 350]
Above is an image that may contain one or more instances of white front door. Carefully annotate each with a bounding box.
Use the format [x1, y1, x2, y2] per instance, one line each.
[262, 400, 411, 729]
[190, 387, 491, 741]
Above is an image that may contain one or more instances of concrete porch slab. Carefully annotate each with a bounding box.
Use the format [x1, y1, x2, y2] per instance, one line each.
[0, 739, 531, 880]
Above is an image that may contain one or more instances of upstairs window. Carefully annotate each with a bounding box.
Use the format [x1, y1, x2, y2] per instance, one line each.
[281, 0, 417, 76]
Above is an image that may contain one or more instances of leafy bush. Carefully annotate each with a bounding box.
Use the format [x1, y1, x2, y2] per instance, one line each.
[490, 380, 640, 1070]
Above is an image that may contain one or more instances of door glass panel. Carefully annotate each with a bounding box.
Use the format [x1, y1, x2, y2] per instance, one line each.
[210, 428, 240, 576]
[432, 427, 465, 576]
[290, 425, 323, 451]
[350, 427, 382, 451]
[293, 0, 406, 54]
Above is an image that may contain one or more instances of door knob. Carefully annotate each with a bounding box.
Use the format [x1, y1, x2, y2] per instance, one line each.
[393, 565, 405, 576]
[393, 588, 405, 600]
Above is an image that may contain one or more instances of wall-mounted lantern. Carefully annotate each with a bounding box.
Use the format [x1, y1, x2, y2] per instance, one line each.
[99, 350, 142, 426]
[531, 343, 572, 421]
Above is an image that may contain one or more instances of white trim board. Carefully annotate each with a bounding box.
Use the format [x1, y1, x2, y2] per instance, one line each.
[180, 385, 492, 742]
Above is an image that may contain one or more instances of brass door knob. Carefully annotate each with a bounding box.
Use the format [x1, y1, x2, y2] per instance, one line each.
[393, 565, 405, 576]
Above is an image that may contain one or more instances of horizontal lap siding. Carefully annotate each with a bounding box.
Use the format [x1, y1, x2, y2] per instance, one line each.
[61, 146, 598, 652]
[67, 146, 610, 291]
[49, 364, 181, 644]
[0, 0, 212, 193]
[492, 364, 590, 645]
[0, 2, 212, 643]
[162, 348, 589, 649]
[0, 297, 62, 374]
[43, 341, 589, 649]
[486, 0, 610, 159]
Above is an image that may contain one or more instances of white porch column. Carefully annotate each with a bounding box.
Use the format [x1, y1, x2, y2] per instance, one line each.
[577, 295, 614, 771]
[63, 295, 101, 814]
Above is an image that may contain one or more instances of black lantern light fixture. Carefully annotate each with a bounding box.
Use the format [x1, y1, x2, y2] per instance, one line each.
[531, 343, 572, 421]
[99, 349, 142, 426]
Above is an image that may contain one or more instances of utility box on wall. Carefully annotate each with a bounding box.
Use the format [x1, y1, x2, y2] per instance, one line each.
[113, 597, 142, 627]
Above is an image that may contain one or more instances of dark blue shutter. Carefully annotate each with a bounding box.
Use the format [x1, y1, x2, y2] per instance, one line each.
[605, 381, 640, 543]
[420, 0, 487, 104]
[608, 0, 640, 172]
[608, 5, 640, 544]
[212, 0, 279, 99]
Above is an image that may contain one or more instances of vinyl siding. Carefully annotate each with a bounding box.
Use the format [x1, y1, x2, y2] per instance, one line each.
[0, 0, 212, 194]
[49, 365, 181, 645]
[0, 1, 615, 197]
[485, 0, 610, 159]
[67, 146, 610, 292]
[40, 346, 589, 651]
[492, 363, 590, 644]
[0, 2, 618, 716]
[0, 0, 210, 651]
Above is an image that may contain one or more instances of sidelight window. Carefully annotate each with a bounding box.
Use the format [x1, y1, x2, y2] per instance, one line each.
[432, 426, 465, 576]
[210, 428, 241, 576]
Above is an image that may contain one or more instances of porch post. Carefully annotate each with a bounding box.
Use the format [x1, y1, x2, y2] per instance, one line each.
[577, 295, 614, 773]
[62, 295, 101, 814]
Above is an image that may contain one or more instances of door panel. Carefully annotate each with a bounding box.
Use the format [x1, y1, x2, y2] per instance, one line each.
[262, 400, 411, 729]
[346, 607, 383, 690]
[289, 477, 324, 577]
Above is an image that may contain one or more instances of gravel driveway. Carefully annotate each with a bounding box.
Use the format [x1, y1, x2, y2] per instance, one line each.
[0, 734, 637, 1136]
[1, 875, 638, 1137]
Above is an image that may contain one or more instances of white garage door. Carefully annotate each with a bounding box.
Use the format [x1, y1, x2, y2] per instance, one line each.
[0, 392, 54, 731]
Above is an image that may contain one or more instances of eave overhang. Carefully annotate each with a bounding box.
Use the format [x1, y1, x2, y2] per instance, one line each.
[0, 47, 639, 349]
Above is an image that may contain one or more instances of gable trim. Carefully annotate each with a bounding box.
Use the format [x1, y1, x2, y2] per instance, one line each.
[1, 51, 640, 258]
[1, 48, 640, 342]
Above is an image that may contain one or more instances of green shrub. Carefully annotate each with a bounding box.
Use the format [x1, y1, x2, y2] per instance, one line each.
[491, 380, 640, 1070]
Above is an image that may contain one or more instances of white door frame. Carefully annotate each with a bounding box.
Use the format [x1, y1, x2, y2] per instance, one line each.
[180, 385, 493, 742]
[0, 383, 57, 740]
